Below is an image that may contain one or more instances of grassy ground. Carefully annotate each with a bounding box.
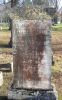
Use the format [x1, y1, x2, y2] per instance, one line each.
[0, 23, 9, 31]
[52, 28, 62, 100]
[0, 23, 62, 100]
[0, 73, 12, 96]
[0, 25, 13, 97]
[0, 31, 11, 46]
[52, 23, 62, 31]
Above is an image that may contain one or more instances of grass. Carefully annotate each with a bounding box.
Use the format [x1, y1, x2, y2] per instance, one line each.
[58, 94, 62, 100]
[52, 23, 62, 31]
[0, 23, 10, 45]
[0, 73, 12, 96]
[0, 23, 12, 97]
[0, 24, 12, 98]
[52, 29, 62, 100]
[0, 31, 11, 45]
[0, 23, 9, 31]
[52, 54, 62, 73]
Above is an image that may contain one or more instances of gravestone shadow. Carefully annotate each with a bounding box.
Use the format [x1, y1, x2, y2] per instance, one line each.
[0, 96, 8, 100]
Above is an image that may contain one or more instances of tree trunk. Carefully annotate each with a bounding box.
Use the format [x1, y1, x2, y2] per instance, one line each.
[9, 19, 12, 47]
[11, 0, 18, 7]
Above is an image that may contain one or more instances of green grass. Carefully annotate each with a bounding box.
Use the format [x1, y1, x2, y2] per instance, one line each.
[0, 23, 9, 31]
[0, 31, 11, 34]
[52, 23, 62, 31]
[0, 31, 11, 45]
[58, 94, 62, 100]
[0, 73, 12, 96]
[0, 23, 11, 45]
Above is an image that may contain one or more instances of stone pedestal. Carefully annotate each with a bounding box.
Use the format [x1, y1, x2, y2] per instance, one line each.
[8, 85, 58, 100]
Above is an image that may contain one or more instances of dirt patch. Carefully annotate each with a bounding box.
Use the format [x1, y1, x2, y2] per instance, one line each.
[0, 48, 13, 96]
[52, 72, 62, 96]
[52, 31, 62, 98]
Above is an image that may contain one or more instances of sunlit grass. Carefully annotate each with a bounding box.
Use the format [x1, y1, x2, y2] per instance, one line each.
[0, 31, 11, 45]
[0, 23, 9, 31]
[52, 23, 62, 31]
[52, 30, 62, 100]
[58, 93, 62, 100]
[0, 73, 12, 96]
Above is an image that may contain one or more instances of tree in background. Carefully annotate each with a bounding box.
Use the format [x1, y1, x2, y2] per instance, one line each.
[32, 0, 49, 6]
[11, 0, 18, 7]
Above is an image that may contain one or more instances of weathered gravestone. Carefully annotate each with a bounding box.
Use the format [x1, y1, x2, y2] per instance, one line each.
[8, 20, 58, 100]
[8, 1, 58, 100]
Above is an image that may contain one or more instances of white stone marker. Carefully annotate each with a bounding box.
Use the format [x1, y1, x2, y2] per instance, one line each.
[11, 62, 13, 73]
[0, 71, 3, 86]
[0, 27, 2, 31]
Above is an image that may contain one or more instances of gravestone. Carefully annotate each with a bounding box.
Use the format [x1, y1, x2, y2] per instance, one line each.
[8, 20, 58, 100]
[12, 20, 52, 89]
[8, 1, 58, 100]
[0, 71, 3, 86]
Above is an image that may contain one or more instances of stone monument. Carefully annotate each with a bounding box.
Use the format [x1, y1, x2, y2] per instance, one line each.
[8, 0, 58, 100]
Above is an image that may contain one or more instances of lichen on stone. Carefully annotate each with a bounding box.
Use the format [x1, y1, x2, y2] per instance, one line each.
[10, 5, 51, 21]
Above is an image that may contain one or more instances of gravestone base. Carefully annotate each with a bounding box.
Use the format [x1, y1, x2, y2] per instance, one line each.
[8, 85, 58, 100]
